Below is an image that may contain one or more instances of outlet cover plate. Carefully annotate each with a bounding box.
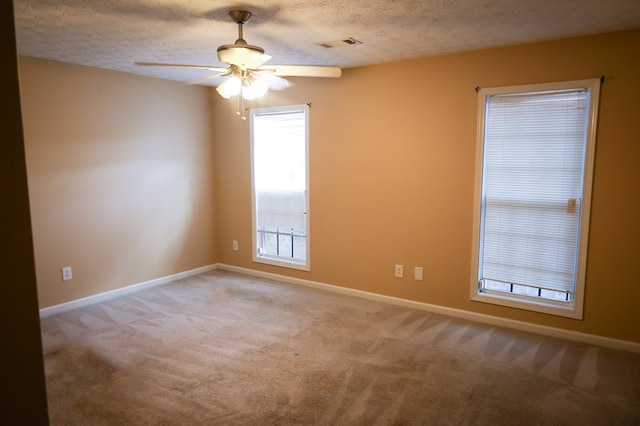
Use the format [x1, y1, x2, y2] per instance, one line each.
[414, 267, 424, 281]
[395, 264, 403, 278]
[62, 266, 73, 281]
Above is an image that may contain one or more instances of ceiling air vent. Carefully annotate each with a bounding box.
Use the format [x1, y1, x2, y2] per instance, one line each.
[318, 37, 363, 48]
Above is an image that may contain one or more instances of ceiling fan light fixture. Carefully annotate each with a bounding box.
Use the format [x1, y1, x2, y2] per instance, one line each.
[242, 76, 269, 100]
[216, 75, 242, 99]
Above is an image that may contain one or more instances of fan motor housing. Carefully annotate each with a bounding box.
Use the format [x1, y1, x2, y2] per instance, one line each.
[217, 44, 266, 68]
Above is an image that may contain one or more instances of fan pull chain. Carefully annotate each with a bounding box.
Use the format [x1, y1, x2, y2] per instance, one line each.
[234, 84, 247, 120]
[240, 93, 247, 120]
[235, 92, 247, 120]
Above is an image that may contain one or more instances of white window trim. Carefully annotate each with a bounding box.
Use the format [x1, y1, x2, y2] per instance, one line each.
[470, 79, 601, 319]
[250, 104, 310, 271]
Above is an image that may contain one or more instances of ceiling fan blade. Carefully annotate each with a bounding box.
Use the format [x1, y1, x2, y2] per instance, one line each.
[184, 72, 231, 86]
[135, 62, 229, 72]
[264, 65, 342, 78]
[260, 74, 291, 91]
[256, 54, 272, 68]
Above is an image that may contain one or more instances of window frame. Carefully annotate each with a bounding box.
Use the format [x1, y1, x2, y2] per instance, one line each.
[470, 79, 601, 319]
[250, 104, 310, 271]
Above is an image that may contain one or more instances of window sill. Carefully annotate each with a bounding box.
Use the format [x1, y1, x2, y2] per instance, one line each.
[471, 290, 583, 320]
[253, 255, 310, 272]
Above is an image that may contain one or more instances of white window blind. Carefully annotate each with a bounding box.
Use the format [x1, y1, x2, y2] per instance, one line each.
[251, 106, 309, 268]
[480, 88, 590, 298]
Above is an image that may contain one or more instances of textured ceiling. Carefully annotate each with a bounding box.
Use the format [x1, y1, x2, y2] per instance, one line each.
[13, 0, 640, 85]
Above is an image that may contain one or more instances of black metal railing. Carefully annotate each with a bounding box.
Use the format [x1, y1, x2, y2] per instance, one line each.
[257, 227, 306, 259]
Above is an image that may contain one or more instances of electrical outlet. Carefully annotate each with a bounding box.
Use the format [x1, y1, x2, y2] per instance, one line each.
[395, 264, 404, 278]
[414, 267, 424, 281]
[232, 240, 239, 251]
[61, 266, 73, 281]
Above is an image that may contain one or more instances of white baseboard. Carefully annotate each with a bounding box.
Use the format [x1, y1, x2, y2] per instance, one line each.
[217, 263, 640, 354]
[39, 264, 218, 319]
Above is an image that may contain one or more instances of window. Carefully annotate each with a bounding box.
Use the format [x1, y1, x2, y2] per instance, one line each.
[250, 104, 309, 270]
[470, 79, 600, 319]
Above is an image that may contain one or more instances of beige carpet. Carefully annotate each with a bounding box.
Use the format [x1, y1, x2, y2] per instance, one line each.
[41, 270, 640, 425]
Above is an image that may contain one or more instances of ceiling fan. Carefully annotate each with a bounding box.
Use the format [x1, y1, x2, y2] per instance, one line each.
[137, 10, 341, 104]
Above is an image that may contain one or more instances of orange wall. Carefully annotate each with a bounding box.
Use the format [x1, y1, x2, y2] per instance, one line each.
[212, 29, 640, 343]
[19, 56, 217, 307]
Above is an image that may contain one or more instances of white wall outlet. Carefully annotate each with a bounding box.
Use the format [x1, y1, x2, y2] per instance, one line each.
[414, 267, 424, 281]
[395, 264, 404, 278]
[232, 240, 239, 251]
[61, 266, 73, 281]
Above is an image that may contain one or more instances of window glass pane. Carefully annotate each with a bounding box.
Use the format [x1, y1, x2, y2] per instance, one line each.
[540, 289, 570, 302]
[484, 280, 511, 293]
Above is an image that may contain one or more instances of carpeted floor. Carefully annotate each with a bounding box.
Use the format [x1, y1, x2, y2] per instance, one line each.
[40, 270, 640, 425]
